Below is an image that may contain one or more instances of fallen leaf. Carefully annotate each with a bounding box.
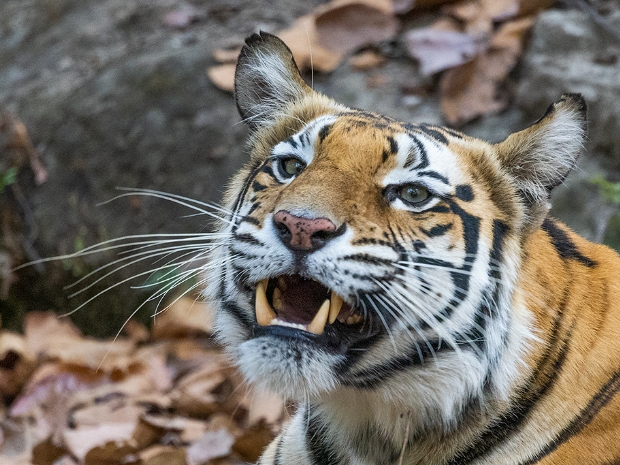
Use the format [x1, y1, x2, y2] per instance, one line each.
[162, 7, 204, 29]
[245, 390, 284, 427]
[206, 65, 236, 93]
[186, 429, 235, 465]
[349, 50, 386, 70]
[231, 420, 275, 463]
[277, 15, 343, 73]
[0, 331, 36, 399]
[151, 296, 215, 340]
[315, 0, 398, 55]
[439, 16, 534, 125]
[405, 21, 486, 75]
[139, 445, 187, 465]
[63, 422, 137, 462]
[213, 47, 242, 64]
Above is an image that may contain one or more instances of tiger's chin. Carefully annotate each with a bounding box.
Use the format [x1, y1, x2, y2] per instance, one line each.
[223, 274, 379, 400]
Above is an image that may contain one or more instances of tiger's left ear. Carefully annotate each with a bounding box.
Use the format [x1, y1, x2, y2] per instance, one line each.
[494, 93, 587, 231]
[234, 32, 312, 130]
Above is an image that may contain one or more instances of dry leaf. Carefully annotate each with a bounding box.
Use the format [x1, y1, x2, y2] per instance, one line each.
[405, 22, 486, 75]
[206, 65, 236, 93]
[245, 390, 284, 427]
[151, 296, 215, 340]
[315, 0, 398, 55]
[63, 422, 137, 462]
[349, 50, 386, 70]
[24, 311, 135, 371]
[186, 429, 235, 465]
[231, 421, 275, 463]
[213, 48, 242, 64]
[277, 15, 343, 73]
[0, 331, 36, 399]
[163, 7, 203, 29]
[171, 355, 239, 417]
[139, 445, 187, 465]
[439, 16, 534, 125]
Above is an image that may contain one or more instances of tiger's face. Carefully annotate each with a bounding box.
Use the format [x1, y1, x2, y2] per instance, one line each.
[206, 33, 586, 418]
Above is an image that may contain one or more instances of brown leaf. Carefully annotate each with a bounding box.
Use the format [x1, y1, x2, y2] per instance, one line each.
[151, 297, 215, 340]
[186, 429, 235, 465]
[245, 390, 284, 427]
[0, 331, 36, 399]
[63, 422, 137, 462]
[171, 354, 240, 417]
[439, 16, 534, 125]
[405, 22, 486, 75]
[349, 50, 386, 70]
[277, 15, 343, 73]
[32, 437, 67, 465]
[213, 47, 242, 64]
[231, 420, 275, 463]
[315, 0, 398, 55]
[24, 311, 135, 371]
[206, 65, 236, 92]
[139, 445, 187, 465]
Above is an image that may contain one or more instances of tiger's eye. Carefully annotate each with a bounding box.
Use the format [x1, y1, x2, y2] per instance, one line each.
[399, 184, 430, 205]
[282, 158, 305, 176]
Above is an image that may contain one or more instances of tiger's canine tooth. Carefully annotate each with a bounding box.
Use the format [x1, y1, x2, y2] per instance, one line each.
[329, 291, 344, 324]
[256, 281, 276, 326]
[307, 299, 330, 335]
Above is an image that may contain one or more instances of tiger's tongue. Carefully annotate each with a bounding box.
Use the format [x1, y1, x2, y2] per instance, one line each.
[278, 275, 330, 325]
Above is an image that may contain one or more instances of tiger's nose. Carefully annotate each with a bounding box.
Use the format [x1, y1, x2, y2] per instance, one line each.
[273, 210, 339, 251]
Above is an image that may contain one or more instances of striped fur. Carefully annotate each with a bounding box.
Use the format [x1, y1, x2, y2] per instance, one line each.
[204, 32, 620, 464]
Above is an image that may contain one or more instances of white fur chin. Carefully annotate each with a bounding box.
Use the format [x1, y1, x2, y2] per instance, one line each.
[236, 337, 344, 400]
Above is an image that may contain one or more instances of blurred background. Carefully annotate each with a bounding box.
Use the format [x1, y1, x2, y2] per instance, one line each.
[1, 0, 619, 335]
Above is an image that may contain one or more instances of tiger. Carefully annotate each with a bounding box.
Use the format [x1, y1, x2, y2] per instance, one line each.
[205, 32, 620, 464]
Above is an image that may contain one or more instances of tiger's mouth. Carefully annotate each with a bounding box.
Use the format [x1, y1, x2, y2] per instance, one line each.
[254, 275, 363, 335]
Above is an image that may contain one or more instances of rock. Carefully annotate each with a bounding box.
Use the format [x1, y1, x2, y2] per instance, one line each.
[516, 9, 620, 242]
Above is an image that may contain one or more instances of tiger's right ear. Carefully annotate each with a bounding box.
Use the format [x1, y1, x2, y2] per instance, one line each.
[234, 32, 312, 130]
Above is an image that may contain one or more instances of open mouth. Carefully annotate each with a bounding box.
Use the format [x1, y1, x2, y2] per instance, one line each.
[255, 275, 363, 335]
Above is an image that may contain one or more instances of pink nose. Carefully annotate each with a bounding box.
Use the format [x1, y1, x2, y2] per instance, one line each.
[273, 210, 338, 251]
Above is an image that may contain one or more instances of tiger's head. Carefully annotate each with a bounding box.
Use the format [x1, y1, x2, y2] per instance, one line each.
[206, 33, 586, 425]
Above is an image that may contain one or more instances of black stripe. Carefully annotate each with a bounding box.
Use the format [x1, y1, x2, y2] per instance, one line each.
[519, 368, 620, 465]
[233, 233, 263, 246]
[351, 237, 394, 248]
[285, 136, 298, 149]
[448, 286, 574, 464]
[252, 181, 267, 192]
[260, 164, 275, 178]
[419, 170, 449, 184]
[421, 223, 453, 238]
[221, 300, 254, 329]
[273, 435, 284, 465]
[541, 218, 597, 267]
[341, 253, 394, 266]
[232, 158, 265, 219]
[418, 124, 448, 145]
[387, 135, 398, 155]
[343, 337, 456, 389]
[239, 215, 260, 226]
[427, 205, 450, 214]
[406, 136, 429, 170]
[318, 123, 332, 143]
[246, 202, 261, 216]
[306, 410, 342, 465]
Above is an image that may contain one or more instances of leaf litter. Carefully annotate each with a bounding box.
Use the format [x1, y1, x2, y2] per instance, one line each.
[0, 299, 285, 465]
[207, 0, 556, 125]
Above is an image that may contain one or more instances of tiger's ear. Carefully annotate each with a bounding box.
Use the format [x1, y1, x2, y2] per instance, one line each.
[234, 32, 312, 130]
[494, 93, 587, 231]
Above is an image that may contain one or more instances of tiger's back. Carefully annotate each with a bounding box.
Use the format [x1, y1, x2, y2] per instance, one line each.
[206, 32, 620, 464]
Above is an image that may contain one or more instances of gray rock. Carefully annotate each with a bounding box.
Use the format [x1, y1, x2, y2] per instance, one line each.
[517, 9, 620, 242]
